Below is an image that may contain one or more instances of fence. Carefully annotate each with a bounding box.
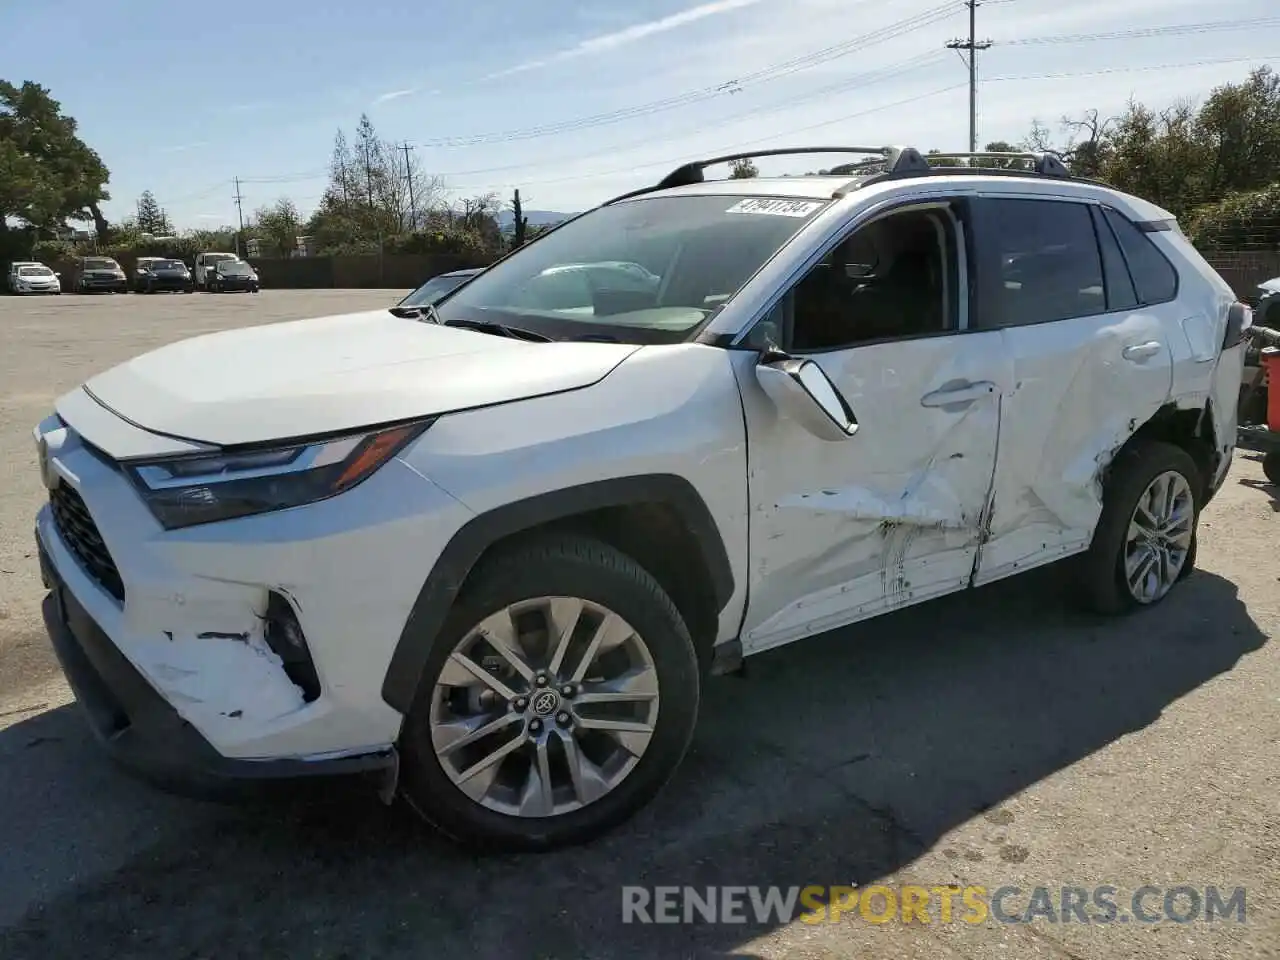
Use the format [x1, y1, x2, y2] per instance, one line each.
[41, 249, 1280, 298]
[1200, 251, 1280, 300]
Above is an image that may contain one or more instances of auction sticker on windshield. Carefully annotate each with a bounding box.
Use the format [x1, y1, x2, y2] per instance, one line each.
[726, 198, 824, 217]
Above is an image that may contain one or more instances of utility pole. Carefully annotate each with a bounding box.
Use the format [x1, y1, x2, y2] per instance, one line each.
[400, 142, 418, 231]
[945, 0, 992, 153]
[233, 176, 245, 257]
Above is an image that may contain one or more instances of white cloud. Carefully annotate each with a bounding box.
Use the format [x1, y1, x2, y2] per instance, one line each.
[160, 141, 208, 154]
[483, 0, 766, 80]
[372, 88, 417, 105]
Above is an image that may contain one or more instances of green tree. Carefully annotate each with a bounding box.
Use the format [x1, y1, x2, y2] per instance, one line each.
[510, 188, 529, 249]
[729, 157, 759, 179]
[307, 115, 444, 251]
[135, 190, 172, 235]
[0, 80, 111, 236]
[250, 198, 301, 258]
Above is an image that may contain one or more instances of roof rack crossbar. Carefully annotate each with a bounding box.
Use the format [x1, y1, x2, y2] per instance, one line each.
[605, 146, 903, 205]
[914, 151, 1071, 178]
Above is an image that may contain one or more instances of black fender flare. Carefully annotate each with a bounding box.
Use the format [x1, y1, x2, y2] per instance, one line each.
[380, 474, 735, 713]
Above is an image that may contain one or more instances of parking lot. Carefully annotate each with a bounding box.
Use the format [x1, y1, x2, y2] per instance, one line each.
[0, 289, 1276, 959]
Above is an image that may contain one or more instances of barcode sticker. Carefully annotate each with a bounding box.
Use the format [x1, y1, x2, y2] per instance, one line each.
[725, 198, 823, 218]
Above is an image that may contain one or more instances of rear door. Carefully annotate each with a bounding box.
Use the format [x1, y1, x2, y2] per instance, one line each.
[970, 194, 1175, 586]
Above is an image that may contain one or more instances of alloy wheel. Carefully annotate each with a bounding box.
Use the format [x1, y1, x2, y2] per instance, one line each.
[1124, 470, 1194, 603]
[428, 596, 660, 818]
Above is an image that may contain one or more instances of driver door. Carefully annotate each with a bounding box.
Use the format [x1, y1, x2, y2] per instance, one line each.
[734, 198, 1012, 655]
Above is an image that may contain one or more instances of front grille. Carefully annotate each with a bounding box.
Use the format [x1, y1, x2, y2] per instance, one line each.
[49, 483, 125, 603]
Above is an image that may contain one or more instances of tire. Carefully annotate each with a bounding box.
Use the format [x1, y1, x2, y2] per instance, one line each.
[1263, 450, 1280, 486]
[1078, 440, 1202, 615]
[398, 534, 700, 851]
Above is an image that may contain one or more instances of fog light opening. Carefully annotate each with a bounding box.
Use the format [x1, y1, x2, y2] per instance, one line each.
[263, 591, 322, 703]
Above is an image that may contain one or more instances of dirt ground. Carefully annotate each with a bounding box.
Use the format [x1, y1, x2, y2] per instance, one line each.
[0, 290, 1276, 960]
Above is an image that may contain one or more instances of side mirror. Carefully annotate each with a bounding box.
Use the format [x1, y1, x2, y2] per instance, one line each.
[755, 353, 859, 441]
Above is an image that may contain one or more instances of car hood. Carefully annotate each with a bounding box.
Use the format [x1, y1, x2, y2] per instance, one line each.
[75, 309, 640, 447]
[1259, 276, 1280, 296]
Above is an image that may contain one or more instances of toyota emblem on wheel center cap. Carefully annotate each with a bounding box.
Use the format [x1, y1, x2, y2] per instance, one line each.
[531, 690, 561, 717]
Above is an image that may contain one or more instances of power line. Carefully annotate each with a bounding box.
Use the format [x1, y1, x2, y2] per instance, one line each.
[998, 16, 1280, 46]
[162, 14, 1280, 199]
[398, 1, 965, 148]
[985, 54, 1280, 82]
[945, 0, 992, 152]
[462, 82, 968, 192]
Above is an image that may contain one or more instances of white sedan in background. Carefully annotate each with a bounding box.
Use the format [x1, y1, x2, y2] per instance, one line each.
[8, 262, 62, 295]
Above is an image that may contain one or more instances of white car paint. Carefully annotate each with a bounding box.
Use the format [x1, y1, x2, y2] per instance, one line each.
[8, 262, 61, 294]
[82, 310, 641, 446]
[32, 165, 1246, 779]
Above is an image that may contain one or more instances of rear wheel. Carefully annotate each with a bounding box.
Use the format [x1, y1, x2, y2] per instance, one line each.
[398, 535, 700, 851]
[1079, 441, 1201, 615]
[1263, 450, 1280, 486]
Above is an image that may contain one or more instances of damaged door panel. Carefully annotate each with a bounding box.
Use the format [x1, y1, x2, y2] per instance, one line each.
[968, 196, 1177, 586]
[734, 331, 1010, 654]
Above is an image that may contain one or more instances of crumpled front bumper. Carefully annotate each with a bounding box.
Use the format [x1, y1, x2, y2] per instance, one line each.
[37, 540, 395, 799]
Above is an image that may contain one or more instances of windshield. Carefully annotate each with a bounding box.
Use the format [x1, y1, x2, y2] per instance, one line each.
[205, 253, 236, 264]
[219, 261, 254, 276]
[84, 258, 118, 270]
[18, 266, 52, 277]
[401, 272, 479, 306]
[434, 194, 827, 343]
[151, 259, 185, 270]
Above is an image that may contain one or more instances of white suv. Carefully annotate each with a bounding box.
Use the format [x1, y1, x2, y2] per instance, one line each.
[32, 147, 1249, 850]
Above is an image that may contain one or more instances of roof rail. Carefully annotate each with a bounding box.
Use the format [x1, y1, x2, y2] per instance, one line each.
[603, 146, 932, 204]
[602, 146, 1076, 205]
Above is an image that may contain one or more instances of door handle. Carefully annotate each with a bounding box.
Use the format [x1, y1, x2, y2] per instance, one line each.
[1122, 340, 1162, 362]
[920, 380, 997, 408]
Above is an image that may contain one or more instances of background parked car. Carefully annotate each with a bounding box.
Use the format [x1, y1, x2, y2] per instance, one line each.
[194, 251, 238, 290]
[207, 259, 260, 293]
[397, 267, 483, 307]
[6, 262, 61, 295]
[135, 258, 194, 294]
[73, 256, 128, 293]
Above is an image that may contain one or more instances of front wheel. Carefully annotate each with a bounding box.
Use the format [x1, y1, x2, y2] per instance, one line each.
[398, 534, 700, 851]
[1079, 441, 1202, 615]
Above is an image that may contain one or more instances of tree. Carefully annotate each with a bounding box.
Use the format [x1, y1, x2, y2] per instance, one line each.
[135, 190, 172, 235]
[0, 80, 111, 235]
[307, 114, 445, 252]
[510, 188, 529, 249]
[729, 158, 759, 179]
[250, 198, 301, 258]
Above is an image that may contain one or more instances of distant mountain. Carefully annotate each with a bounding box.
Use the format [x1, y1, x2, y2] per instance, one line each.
[495, 209, 577, 231]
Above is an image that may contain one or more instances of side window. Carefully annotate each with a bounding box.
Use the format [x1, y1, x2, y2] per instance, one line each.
[1091, 207, 1138, 311]
[980, 198, 1105, 328]
[1102, 207, 1178, 304]
[786, 207, 957, 352]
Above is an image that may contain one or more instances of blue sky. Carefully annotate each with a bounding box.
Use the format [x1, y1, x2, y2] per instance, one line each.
[4, 0, 1277, 230]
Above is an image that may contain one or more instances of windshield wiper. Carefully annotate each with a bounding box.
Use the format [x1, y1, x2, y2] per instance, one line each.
[443, 317, 552, 342]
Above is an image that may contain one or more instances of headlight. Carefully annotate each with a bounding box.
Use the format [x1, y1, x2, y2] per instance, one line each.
[125, 420, 432, 529]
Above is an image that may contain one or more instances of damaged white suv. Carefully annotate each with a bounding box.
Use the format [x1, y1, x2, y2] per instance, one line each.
[34, 147, 1249, 850]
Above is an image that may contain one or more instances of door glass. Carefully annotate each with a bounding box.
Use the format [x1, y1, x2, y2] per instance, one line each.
[982, 199, 1105, 327]
[787, 207, 956, 351]
[1102, 207, 1178, 304]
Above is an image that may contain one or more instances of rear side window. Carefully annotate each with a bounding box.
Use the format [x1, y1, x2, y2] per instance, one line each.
[1102, 208, 1178, 304]
[980, 198, 1105, 327]
[1091, 207, 1138, 311]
